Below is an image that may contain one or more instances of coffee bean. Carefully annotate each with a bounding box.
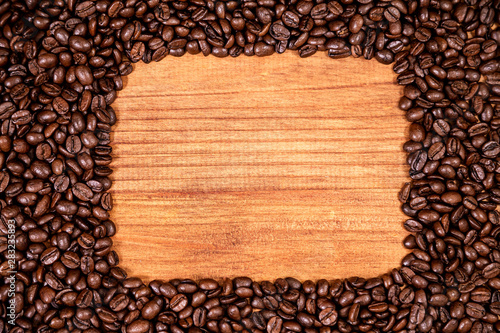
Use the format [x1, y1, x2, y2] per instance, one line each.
[428, 142, 446, 160]
[75, 65, 93, 85]
[409, 123, 425, 142]
[348, 14, 364, 34]
[375, 50, 394, 64]
[254, 42, 275, 57]
[45, 272, 65, 290]
[170, 294, 188, 312]
[270, 23, 290, 41]
[483, 263, 500, 279]
[12, 110, 32, 125]
[409, 303, 426, 324]
[282, 11, 299, 29]
[56, 200, 78, 215]
[126, 320, 150, 333]
[266, 316, 282, 333]
[415, 28, 432, 42]
[299, 45, 317, 58]
[142, 300, 161, 320]
[4, 2, 500, 333]
[465, 302, 486, 319]
[40, 247, 60, 266]
[0, 102, 15, 119]
[76, 1, 96, 17]
[384, 7, 400, 23]
[482, 141, 500, 157]
[38, 53, 58, 68]
[319, 308, 338, 326]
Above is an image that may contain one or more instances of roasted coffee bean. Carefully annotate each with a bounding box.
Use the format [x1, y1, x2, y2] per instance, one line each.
[76, 1, 96, 17]
[4, 2, 500, 333]
[465, 302, 486, 319]
[170, 294, 188, 312]
[318, 307, 338, 326]
[267, 316, 282, 333]
[40, 247, 60, 266]
[75, 65, 93, 85]
[409, 303, 426, 324]
[483, 263, 500, 279]
[38, 54, 58, 68]
[375, 50, 394, 65]
[482, 141, 500, 158]
[428, 142, 446, 160]
[282, 11, 299, 29]
[126, 320, 150, 333]
[409, 124, 425, 142]
[270, 23, 290, 41]
[349, 14, 364, 34]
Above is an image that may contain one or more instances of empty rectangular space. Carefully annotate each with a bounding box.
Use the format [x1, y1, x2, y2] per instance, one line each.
[111, 53, 409, 281]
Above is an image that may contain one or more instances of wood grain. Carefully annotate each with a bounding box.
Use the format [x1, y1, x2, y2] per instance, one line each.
[110, 52, 410, 282]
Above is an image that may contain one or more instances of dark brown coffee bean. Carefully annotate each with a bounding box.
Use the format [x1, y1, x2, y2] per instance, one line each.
[56, 200, 78, 215]
[76, 1, 96, 17]
[12, 110, 32, 125]
[409, 303, 426, 324]
[3, 2, 500, 332]
[38, 53, 58, 68]
[299, 45, 317, 58]
[428, 142, 446, 160]
[109, 294, 130, 312]
[483, 263, 500, 279]
[409, 123, 425, 142]
[349, 14, 364, 34]
[266, 316, 282, 333]
[482, 141, 500, 157]
[0, 102, 15, 119]
[254, 42, 275, 57]
[127, 320, 150, 333]
[319, 308, 338, 326]
[375, 50, 394, 64]
[270, 23, 290, 41]
[170, 294, 188, 312]
[384, 7, 400, 23]
[465, 302, 486, 319]
[282, 11, 299, 29]
[142, 300, 161, 320]
[40, 247, 60, 266]
[75, 65, 93, 85]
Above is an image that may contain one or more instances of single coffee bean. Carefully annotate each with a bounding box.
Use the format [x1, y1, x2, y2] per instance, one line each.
[266, 316, 282, 333]
[170, 294, 188, 312]
[126, 320, 150, 333]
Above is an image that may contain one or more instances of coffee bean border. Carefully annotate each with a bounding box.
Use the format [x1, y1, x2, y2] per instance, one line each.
[1, 0, 500, 332]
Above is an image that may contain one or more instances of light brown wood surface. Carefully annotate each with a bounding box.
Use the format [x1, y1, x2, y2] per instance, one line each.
[110, 52, 410, 282]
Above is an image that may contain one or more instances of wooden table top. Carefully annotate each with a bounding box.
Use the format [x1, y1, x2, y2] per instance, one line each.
[110, 52, 410, 282]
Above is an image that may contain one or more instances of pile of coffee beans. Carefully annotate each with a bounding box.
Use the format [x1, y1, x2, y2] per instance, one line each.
[0, 0, 499, 332]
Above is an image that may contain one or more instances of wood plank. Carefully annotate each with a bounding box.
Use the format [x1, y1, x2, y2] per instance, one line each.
[110, 52, 410, 282]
